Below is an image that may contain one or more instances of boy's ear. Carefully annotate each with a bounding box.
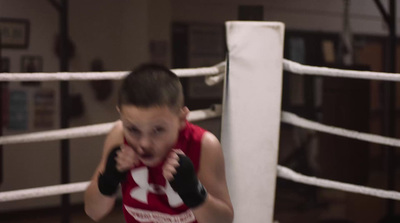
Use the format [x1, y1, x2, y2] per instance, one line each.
[179, 106, 189, 129]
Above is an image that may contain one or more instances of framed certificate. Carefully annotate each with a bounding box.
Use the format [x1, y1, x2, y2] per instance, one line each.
[0, 18, 29, 49]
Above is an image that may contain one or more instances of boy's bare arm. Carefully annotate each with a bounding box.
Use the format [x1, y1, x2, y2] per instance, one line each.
[84, 121, 124, 221]
[193, 132, 234, 223]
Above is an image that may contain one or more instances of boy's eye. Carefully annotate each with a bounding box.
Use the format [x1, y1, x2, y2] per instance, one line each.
[127, 127, 141, 134]
[153, 127, 165, 134]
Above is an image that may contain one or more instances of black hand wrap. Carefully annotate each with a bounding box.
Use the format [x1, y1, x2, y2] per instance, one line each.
[97, 146, 127, 196]
[169, 154, 207, 208]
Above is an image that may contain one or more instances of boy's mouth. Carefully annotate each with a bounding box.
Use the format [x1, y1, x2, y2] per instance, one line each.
[140, 153, 154, 160]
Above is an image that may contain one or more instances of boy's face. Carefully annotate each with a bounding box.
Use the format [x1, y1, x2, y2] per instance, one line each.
[118, 105, 187, 167]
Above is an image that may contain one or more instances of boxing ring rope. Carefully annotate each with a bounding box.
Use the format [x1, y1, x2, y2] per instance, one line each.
[0, 106, 222, 202]
[9, 109, 400, 202]
[0, 63, 225, 81]
[281, 111, 400, 148]
[283, 58, 400, 81]
[277, 166, 400, 200]
[6, 59, 400, 147]
[0, 112, 224, 201]
[0, 60, 224, 203]
[0, 105, 222, 145]
[278, 40, 400, 202]
[6, 102, 400, 202]
[0, 182, 90, 202]
[2, 22, 400, 223]
[205, 62, 226, 86]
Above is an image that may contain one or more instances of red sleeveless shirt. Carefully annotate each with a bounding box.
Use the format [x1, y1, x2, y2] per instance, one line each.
[121, 121, 206, 223]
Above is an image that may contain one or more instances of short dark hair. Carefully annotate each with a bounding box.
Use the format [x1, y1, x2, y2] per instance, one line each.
[118, 63, 184, 112]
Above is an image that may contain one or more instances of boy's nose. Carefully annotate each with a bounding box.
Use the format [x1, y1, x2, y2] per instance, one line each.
[138, 136, 152, 151]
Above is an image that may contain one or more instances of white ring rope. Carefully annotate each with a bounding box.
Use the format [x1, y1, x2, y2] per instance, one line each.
[205, 62, 226, 86]
[0, 106, 222, 145]
[0, 64, 226, 81]
[0, 105, 223, 202]
[205, 73, 225, 86]
[4, 164, 400, 202]
[283, 59, 400, 81]
[5, 59, 400, 83]
[0, 182, 90, 202]
[277, 165, 400, 200]
[0, 122, 116, 145]
[5, 60, 400, 204]
[281, 111, 400, 148]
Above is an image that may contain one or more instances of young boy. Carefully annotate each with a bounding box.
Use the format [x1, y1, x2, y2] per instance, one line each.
[84, 64, 234, 223]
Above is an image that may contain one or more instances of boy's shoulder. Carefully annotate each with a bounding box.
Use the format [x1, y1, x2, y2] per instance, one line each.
[184, 122, 220, 149]
[183, 121, 207, 140]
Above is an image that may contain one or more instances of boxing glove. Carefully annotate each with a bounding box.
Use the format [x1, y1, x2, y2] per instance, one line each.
[169, 154, 207, 208]
[97, 146, 127, 196]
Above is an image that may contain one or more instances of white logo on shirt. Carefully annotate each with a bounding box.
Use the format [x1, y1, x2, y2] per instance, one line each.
[130, 167, 183, 207]
[124, 205, 195, 223]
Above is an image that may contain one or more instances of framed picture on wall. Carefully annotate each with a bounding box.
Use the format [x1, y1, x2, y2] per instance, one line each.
[21, 55, 43, 86]
[0, 18, 29, 49]
[1, 57, 10, 73]
[21, 55, 42, 72]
